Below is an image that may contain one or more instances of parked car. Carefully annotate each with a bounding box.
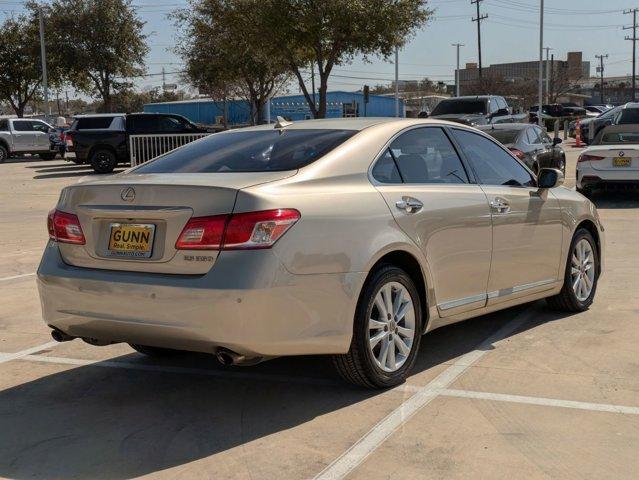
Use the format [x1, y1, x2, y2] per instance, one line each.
[0, 117, 60, 163]
[576, 124, 639, 196]
[560, 102, 588, 117]
[478, 123, 566, 175]
[584, 106, 606, 117]
[429, 95, 520, 126]
[576, 103, 639, 144]
[529, 104, 586, 124]
[65, 112, 209, 173]
[39, 118, 604, 388]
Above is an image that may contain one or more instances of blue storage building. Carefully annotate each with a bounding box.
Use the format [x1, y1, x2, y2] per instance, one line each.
[143, 91, 404, 125]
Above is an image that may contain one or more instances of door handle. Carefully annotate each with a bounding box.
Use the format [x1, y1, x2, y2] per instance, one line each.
[490, 197, 511, 214]
[395, 197, 423, 214]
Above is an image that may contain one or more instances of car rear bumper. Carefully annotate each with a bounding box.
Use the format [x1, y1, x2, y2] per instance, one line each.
[577, 164, 639, 189]
[37, 242, 365, 357]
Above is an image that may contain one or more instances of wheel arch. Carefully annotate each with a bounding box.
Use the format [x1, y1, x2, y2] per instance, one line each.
[575, 219, 601, 275]
[365, 249, 431, 334]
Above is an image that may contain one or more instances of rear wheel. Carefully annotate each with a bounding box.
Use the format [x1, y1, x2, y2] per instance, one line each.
[90, 149, 117, 173]
[129, 344, 182, 357]
[0, 144, 7, 163]
[547, 228, 599, 312]
[333, 264, 422, 388]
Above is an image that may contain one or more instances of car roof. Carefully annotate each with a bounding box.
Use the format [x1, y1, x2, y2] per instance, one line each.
[73, 113, 124, 118]
[440, 95, 494, 101]
[232, 117, 473, 132]
[621, 102, 639, 109]
[477, 123, 530, 131]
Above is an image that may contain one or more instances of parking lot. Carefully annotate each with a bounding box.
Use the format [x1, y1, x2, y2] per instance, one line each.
[1, 145, 639, 480]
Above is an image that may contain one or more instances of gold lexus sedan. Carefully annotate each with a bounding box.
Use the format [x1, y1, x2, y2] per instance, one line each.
[38, 118, 604, 388]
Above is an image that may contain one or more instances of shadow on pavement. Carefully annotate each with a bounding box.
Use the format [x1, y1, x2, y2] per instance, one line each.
[591, 190, 639, 210]
[0, 301, 563, 479]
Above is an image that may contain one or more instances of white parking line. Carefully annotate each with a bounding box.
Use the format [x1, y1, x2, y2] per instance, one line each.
[439, 388, 639, 415]
[0, 341, 58, 364]
[313, 308, 536, 480]
[0, 272, 36, 282]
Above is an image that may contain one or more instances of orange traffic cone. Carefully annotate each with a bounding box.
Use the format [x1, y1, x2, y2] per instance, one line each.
[575, 119, 582, 147]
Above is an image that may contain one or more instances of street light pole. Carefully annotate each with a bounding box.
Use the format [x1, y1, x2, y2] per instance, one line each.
[452, 43, 464, 97]
[394, 47, 399, 117]
[543, 47, 552, 104]
[38, 6, 50, 117]
[538, 0, 544, 127]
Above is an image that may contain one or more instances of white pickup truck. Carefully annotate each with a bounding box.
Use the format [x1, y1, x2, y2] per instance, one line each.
[0, 117, 58, 163]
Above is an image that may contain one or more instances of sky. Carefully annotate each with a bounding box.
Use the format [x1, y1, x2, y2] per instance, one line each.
[0, 0, 637, 96]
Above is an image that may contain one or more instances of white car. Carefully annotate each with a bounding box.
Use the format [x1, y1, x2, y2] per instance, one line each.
[576, 125, 639, 196]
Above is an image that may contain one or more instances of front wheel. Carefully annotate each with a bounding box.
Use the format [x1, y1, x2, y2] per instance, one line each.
[0, 144, 8, 163]
[90, 149, 117, 173]
[333, 265, 422, 388]
[547, 228, 599, 312]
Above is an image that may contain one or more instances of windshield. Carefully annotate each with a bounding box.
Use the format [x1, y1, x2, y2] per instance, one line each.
[134, 128, 357, 173]
[597, 131, 639, 144]
[432, 100, 486, 116]
[485, 130, 520, 144]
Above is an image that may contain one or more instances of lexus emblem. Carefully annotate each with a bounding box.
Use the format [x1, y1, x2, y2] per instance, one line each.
[120, 187, 136, 202]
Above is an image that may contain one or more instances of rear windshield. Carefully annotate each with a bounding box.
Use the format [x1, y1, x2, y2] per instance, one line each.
[134, 129, 357, 173]
[432, 100, 486, 115]
[485, 130, 519, 144]
[72, 116, 118, 130]
[597, 131, 639, 144]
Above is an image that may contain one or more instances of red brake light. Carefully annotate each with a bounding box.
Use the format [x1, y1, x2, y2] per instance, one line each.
[223, 209, 300, 250]
[175, 209, 300, 251]
[509, 148, 526, 159]
[175, 215, 227, 250]
[48, 209, 85, 244]
[578, 153, 605, 163]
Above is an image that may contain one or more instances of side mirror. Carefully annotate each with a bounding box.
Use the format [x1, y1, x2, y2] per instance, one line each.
[552, 137, 562, 145]
[537, 168, 564, 189]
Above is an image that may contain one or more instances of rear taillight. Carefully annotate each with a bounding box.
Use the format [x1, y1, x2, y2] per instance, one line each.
[175, 215, 227, 250]
[47, 209, 85, 245]
[578, 153, 605, 163]
[175, 209, 300, 251]
[509, 148, 526, 159]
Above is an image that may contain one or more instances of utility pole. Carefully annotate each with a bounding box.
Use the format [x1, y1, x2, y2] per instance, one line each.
[162, 67, 166, 91]
[38, 6, 50, 117]
[537, 0, 544, 127]
[452, 43, 464, 96]
[394, 47, 400, 117]
[543, 47, 553, 104]
[549, 53, 555, 102]
[624, 8, 639, 101]
[471, 0, 488, 79]
[596, 54, 608, 104]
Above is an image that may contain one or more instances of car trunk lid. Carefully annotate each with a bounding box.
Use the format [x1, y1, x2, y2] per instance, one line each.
[584, 146, 639, 171]
[55, 172, 295, 274]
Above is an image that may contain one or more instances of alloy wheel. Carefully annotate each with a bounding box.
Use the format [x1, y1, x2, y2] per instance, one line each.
[571, 238, 595, 301]
[368, 281, 416, 372]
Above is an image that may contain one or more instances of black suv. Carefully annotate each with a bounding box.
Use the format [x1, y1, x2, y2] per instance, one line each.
[429, 95, 515, 126]
[66, 113, 208, 173]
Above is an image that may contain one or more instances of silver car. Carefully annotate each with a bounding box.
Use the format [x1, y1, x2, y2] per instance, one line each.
[38, 118, 605, 388]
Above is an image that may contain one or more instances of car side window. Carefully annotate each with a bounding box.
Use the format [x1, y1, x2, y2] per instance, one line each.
[129, 115, 157, 132]
[538, 128, 553, 144]
[371, 149, 402, 183]
[387, 127, 469, 184]
[157, 116, 185, 132]
[527, 128, 541, 145]
[453, 129, 535, 187]
[12, 121, 33, 132]
[31, 121, 49, 133]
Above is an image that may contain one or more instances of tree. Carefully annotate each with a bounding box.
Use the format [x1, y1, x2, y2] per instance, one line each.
[0, 13, 46, 117]
[255, 0, 432, 118]
[47, 0, 148, 112]
[174, 0, 290, 125]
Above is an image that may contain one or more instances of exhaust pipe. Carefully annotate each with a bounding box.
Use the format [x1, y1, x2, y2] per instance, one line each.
[216, 348, 262, 366]
[51, 329, 75, 342]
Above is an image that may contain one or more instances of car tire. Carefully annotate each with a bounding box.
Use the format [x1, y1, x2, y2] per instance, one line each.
[90, 149, 117, 173]
[0, 144, 8, 163]
[129, 344, 182, 357]
[333, 264, 423, 388]
[558, 156, 566, 175]
[546, 228, 599, 312]
[39, 153, 56, 161]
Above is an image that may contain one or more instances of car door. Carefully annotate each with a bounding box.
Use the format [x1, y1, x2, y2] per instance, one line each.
[451, 128, 563, 305]
[372, 126, 493, 317]
[10, 120, 36, 151]
[31, 120, 52, 151]
[528, 126, 554, 170]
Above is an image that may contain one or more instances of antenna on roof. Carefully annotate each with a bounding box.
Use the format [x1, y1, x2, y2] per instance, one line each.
[274, 116, 293, 130]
